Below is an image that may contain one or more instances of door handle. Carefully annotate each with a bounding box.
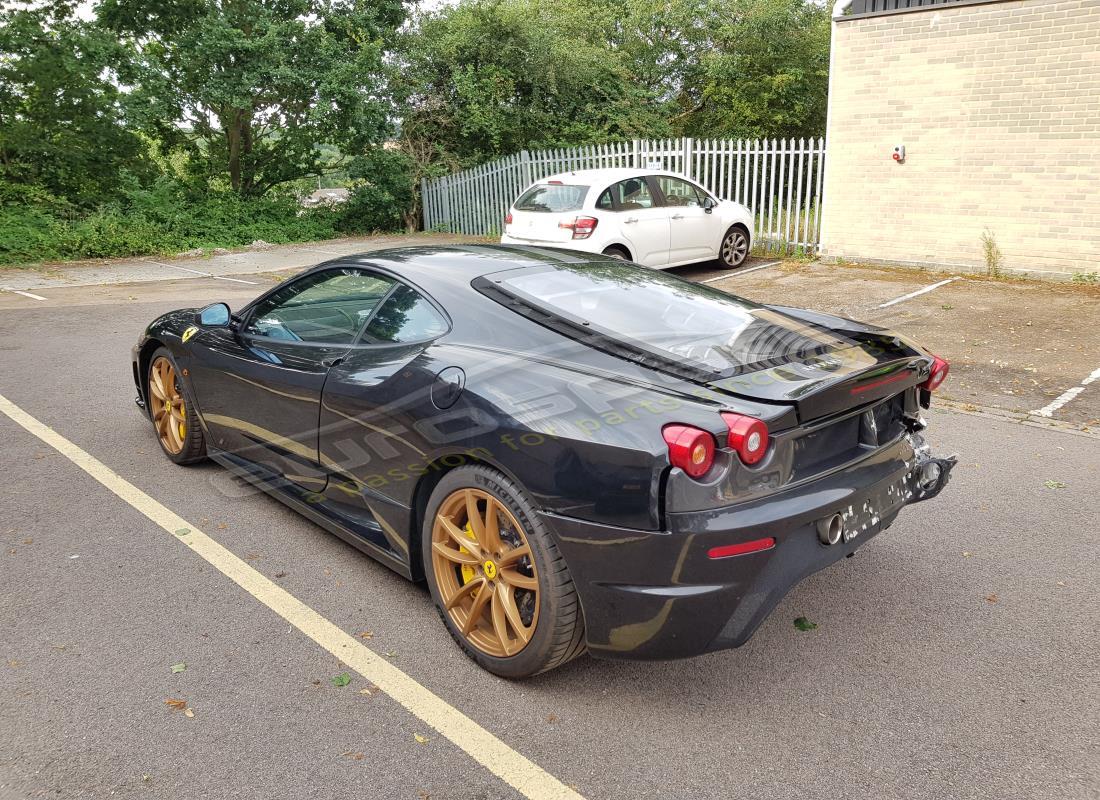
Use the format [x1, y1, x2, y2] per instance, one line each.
[624, 217, 639, 224]
[321, 356, 345, 368]
[671, 214, 684, 220]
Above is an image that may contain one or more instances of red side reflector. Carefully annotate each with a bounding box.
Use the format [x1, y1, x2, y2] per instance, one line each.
[505, 212, 513, 225]
[708, 537, 776, 560]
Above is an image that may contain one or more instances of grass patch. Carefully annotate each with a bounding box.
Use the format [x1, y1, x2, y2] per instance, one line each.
[0, 180, 403, 267]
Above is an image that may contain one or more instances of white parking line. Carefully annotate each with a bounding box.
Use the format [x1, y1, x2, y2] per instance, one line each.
[1, 287, 47, 301]
[209, 274, 259, 285]
[701, 260, 782, 283]
[1031, 366, 1100, 418]
[142, 260, 258, 285]
[0, 393, 585, 800]
[877, 276, 961, 308]
[144, 261, 208, 276]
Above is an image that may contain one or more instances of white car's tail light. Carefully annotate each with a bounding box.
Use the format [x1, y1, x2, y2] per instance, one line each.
[558, 216, 598, 240]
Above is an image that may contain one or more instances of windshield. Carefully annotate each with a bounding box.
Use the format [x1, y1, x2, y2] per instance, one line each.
[488, 262, 858, 376]
[514, 184, 589, 213]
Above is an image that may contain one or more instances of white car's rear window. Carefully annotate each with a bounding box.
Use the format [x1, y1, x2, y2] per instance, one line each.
[514, 184, 589, 213]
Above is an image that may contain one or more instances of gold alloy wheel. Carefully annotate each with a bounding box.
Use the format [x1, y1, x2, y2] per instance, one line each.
[149, 356, 186, 455]
[431, 488, 539, 657]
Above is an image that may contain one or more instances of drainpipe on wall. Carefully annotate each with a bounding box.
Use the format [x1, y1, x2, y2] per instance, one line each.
[819, 0, 856, 259]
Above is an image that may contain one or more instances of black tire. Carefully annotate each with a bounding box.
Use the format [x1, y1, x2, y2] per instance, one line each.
[147, 347, 207, 465]
[422, 465, 586, 678]
[601, 245, 630, 261]
[718, 225, 750, 269]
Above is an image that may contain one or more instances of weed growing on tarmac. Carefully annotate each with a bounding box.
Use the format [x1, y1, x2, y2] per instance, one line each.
[981, 228, 1003, 277]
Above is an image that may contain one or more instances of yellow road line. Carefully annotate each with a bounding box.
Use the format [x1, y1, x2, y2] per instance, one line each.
[0, 393, 584, 800]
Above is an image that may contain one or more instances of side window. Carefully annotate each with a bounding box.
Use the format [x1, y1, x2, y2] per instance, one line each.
[244, 268, 395, 344]
[363, 284, 448, 344]
[656, 176, 705, 208]
[608, 178, 654, 210]
[596, 188, 614, 210]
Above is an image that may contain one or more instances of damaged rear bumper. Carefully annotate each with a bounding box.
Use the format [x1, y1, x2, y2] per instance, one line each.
[541, 433, 956, 662]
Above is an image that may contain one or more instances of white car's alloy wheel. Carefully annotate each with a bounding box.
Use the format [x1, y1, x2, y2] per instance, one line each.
[721, 228, 749, 268]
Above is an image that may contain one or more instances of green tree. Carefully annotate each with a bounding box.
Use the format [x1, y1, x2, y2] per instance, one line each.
[600, 0, 703, 110]
[685, 0, 831, 139]
[611, 0, 831, 139]
[394, 0, 670, 167]
[100, 0, 405, 196]
[0, 0, 150, 206]
[338, 147, 418, 233]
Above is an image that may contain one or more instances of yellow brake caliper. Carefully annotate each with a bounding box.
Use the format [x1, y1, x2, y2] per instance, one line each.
[460, 521, 477, 585]
[178, 399, 186, 439]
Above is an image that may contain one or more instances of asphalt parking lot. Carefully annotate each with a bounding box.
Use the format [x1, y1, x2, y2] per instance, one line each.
[1, 242, 1098, 800]
[701, 260, 1100, 429]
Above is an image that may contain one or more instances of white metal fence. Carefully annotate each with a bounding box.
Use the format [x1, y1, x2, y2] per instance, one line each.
[421, 137, 826, 255]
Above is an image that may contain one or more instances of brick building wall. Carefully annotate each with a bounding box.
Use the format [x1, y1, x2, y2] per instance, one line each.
[819, 0, 1100, 279]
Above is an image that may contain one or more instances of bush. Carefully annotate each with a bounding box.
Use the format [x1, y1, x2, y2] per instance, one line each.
[337, 149, 417, 234]
[0, 205, 71, 263]
[0, 179, 354, 266]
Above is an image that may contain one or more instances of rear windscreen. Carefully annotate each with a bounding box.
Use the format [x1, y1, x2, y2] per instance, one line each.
[514, 184, 589, 213]
[487, 262, 855, 375]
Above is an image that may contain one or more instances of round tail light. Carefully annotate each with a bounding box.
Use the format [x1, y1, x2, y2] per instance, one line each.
[721, 412, 769, 466]
[662, 424, 716, 479]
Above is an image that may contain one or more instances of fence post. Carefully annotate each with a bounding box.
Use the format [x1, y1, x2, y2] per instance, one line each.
[682, 137, 694, 179]
[442, 176, 453, 234]
[419, 178, 429, 231]
[520, 150, 532, 189]
[632, 139, 641, 169]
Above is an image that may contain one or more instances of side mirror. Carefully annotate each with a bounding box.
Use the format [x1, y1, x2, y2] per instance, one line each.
[702, 196, 717, 213]
[195, 302, 231, 328]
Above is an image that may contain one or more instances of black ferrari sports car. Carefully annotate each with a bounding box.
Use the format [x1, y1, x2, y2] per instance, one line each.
[132, 245, 956, 677]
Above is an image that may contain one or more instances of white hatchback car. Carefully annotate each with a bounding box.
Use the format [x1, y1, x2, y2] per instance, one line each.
[500, 168, 754, 269]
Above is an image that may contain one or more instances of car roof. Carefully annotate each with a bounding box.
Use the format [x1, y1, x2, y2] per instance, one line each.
[533, 167, 697, 186]
[270, 245, 612, 349]
[332, 244, 604, 283]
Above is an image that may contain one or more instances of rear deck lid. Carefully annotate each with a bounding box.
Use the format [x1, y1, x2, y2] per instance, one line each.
[475, 261, 931, 423]
[505, 182, 590, 243]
